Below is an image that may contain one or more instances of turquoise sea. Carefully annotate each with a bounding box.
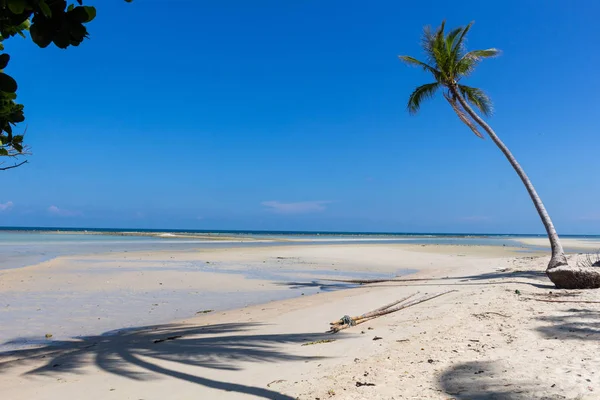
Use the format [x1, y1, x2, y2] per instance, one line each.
[1, 227, 599, 271]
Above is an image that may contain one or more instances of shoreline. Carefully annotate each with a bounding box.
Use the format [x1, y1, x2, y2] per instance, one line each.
[4, 230, 597, 275]
[0, 243, 527, 352]
[1, 242, 599, 399]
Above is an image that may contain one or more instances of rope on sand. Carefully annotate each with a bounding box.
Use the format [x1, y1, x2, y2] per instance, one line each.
[328, 290, 457, 333]
[340, 315, 356, 326]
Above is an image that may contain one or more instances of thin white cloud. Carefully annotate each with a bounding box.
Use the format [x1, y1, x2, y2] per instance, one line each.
[48, 205, 82, 217]
[578, 214, 600, 222]
[0, 201, 13, 211]
[262, 200, 332, 214]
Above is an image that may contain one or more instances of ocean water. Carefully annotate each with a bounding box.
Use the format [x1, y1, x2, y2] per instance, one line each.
[0, 231, 270, 270]
[0, 228, 599, 271]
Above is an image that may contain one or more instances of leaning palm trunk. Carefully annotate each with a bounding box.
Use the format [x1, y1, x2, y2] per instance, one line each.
[448, 86, 566, 266]
[401, 21, 600, 288]
[449, 85, 600, 289]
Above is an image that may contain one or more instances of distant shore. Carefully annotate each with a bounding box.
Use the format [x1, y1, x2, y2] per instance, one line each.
[2, 226, 599, 239]
[1, 229, 265, 241]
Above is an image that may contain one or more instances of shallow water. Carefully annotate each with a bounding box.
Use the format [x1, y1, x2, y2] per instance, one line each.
[0, 260, 408, 352]
[0, 231, 553, 271]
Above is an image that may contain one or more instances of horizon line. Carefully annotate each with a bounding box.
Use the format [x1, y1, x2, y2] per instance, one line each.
[0, 226, 597, 237]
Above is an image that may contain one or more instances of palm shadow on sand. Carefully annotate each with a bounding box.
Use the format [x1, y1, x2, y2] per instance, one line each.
[442, 269, 554, 289]
[439, 361, 538, 400]
[0, 322, 332, 400]
[277, 269, 554, 291]
[536, 308, 600, 341]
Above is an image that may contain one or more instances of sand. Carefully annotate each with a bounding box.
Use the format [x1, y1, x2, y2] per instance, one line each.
[516, 237, 600, 251]
[1, 243, 599, 399]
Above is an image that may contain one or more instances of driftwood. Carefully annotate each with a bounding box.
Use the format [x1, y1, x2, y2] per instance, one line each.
[329, 293, 418, 326]
[328, 290, 456, 333]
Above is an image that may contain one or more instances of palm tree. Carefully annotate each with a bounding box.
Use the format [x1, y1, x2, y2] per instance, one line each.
[399, 21, 600, 289]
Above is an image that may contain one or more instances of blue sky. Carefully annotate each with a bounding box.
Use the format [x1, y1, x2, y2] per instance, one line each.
[1, 0, 599, 234]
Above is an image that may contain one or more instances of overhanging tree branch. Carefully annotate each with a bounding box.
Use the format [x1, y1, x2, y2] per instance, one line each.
[0, 1, 132, 171]
[0, 159, 27, 170]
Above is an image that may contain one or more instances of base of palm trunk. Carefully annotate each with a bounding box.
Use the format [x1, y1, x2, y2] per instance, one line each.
[546, 265, 600, 289]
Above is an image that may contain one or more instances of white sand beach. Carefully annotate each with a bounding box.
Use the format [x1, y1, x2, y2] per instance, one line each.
[1, 242, 599, 399]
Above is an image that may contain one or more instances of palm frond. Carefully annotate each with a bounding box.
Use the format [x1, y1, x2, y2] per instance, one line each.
[398, 56, 440, 80]
[457, 85, 493, 116]
[420, 25, 438, 67]
[455, 49, 500, 78]
[401, 21, 499, 122]
[431, 21, 450, 77]
[445, 26, 464, 57]
[421, 25, 434, 52]
[438, 20, 446, 34]
[451, 21, 474, 59]
[443, 91, 484, 138]
[448, 23, 472, 76]
[463, 48, 501, 60]
[407, 82, 440, 115]
[455, 56, 477, 77]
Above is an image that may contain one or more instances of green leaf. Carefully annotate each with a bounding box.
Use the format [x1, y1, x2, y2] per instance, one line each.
[53, 32, 70, 49]
[11, 111, 25, 123]
[30, 24, 53, 48]
[464, 48, 501, 59]
[458, 85, 493, 116]
[69, 22, 87, 40]
[68, 4, 74, 11]
[0, 148, 8, 156]
[0, 53, 9, 69]
[0, 73, 17, 93]
[83, 6, 96, 22]
[71, 6, 94, 23]
[451, 21, 474, 61]
[398, 55, 440, 80]
[445, 27, 463, 56]
[407, 82, 440, 115]
[7, 0, 26, 14]
[39, 0, 52, 18]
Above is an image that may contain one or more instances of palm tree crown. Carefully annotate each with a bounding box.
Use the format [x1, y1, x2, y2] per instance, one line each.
[399, 21, 500, 138]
